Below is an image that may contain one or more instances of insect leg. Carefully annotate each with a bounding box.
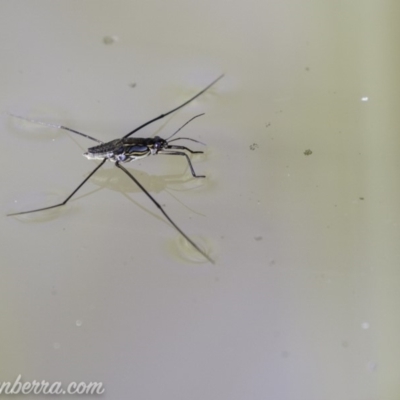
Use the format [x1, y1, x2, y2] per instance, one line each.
[7, 159, 107, 216]
[123, 74, 224, 139]
[158, 151, 205, 178]
[8, 113, 103, 143]
[115, 162, 214, 264]
[165, 144, 204, 154]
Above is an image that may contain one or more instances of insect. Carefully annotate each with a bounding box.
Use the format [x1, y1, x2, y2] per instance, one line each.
[7, 75, 224, 264]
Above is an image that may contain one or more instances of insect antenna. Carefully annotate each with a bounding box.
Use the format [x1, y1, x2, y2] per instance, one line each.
[116, 161, 215, 264]
[165, 113, 205, 142]
[8, 113, 103, 143]
[123, 74, 224, 139]
[167, 137, 206, 145]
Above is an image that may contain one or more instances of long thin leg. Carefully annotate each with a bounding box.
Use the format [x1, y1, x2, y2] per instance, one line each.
[115, 162, 214, 264]
[8, 114, 103, 143]
[166, 144, 204, 154]
[158, 151, 205, 178]
[7, 159, 107, 216]
[123, 74, 224, 139]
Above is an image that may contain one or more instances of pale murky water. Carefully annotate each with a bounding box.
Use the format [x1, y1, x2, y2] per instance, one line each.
[1, 1, 399, 399]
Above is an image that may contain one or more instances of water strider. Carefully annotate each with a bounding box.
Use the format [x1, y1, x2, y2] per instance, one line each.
[7, 75, 224, 264]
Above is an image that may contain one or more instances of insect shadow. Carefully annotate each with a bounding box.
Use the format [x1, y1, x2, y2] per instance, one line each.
[7, 75, 224, 264]
[78, 167, 208, 225]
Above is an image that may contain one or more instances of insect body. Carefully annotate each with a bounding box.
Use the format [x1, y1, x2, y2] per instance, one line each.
[8, 75, 224, 264]
[84, 137, 165, 162]
[84, 130, 205, 178]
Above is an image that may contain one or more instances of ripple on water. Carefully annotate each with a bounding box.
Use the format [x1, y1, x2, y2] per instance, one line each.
[170, 234, 214, 264]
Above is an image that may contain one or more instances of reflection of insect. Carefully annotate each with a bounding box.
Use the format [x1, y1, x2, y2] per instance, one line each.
[8, 75, 224, 264]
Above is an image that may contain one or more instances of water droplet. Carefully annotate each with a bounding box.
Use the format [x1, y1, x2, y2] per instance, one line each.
[76, 319, 83, 327]
[53, 342, 60, 349]
[361, 322, 370, 330]
[361, 97, 369, 102]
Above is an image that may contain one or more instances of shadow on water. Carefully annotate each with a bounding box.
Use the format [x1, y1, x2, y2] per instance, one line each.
[73, 166, 211, 225]
[8, 165, 211, 224]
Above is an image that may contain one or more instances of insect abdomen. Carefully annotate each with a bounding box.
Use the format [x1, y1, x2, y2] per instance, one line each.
[87, 139, 123, 155]
[85, 138, 152, 162]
